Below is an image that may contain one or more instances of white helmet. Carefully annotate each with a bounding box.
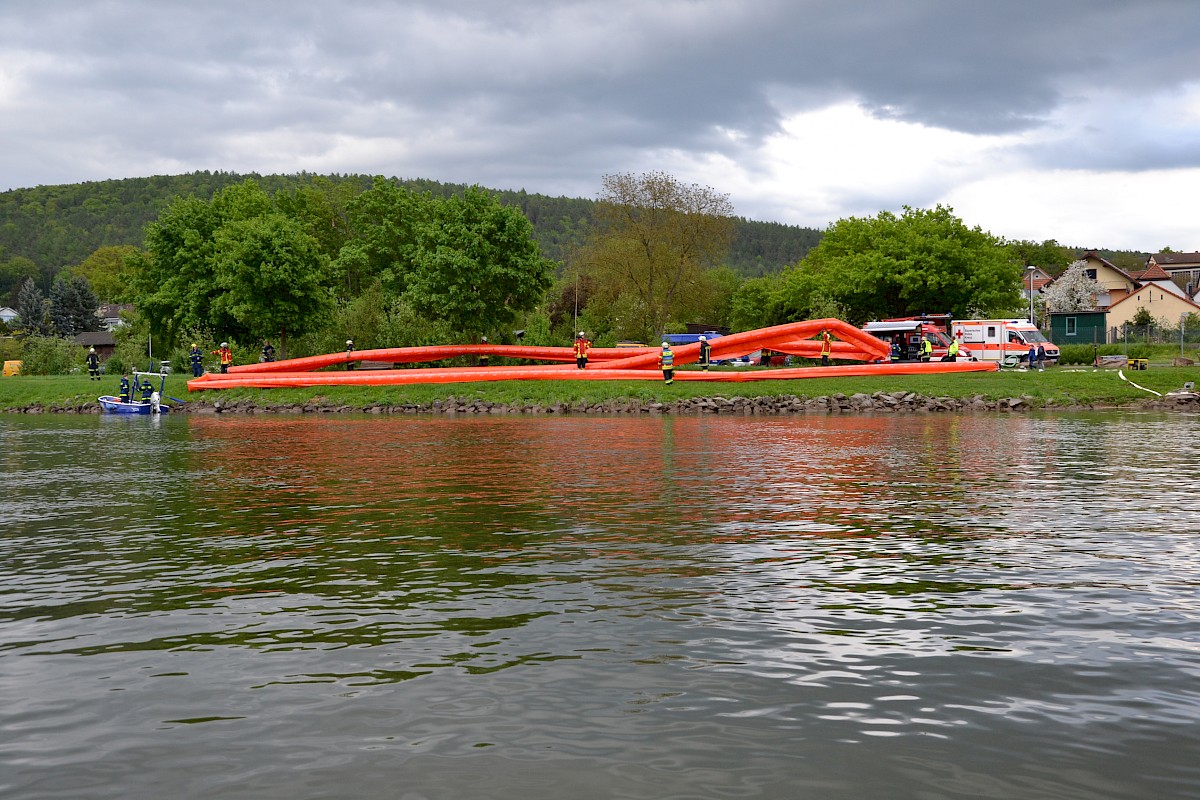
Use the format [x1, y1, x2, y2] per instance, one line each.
[578, 331, 585, 337]
[220, 342, 228, 348]
[699, 335, 706, 341]
[346, 340, 353, 346]
[662, 341, 669, 348]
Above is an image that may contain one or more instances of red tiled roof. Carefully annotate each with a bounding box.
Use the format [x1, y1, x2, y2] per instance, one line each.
[1139, 264, 1171, 281]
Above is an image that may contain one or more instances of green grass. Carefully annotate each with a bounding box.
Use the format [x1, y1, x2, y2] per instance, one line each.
[3, 364, 1200, 411]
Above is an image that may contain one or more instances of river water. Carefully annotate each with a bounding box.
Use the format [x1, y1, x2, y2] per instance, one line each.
[1, 411, 1198, 800]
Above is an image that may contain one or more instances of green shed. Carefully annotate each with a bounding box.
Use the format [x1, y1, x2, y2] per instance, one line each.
[1049, 310, 1108, 344]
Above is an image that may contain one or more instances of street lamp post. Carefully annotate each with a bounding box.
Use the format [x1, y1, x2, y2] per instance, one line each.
[1027, 265, 1037, 327]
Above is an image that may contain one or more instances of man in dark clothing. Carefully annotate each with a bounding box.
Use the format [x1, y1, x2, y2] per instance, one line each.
[261, 342, 276, 362]
[189, 344, 204, 377]
[85, 347, 101, 381]
[698, 335, 711, 370]
[119, 374, 131, 403]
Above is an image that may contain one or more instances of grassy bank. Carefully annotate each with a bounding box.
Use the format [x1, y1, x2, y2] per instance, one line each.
[2, 365, 1199, 412]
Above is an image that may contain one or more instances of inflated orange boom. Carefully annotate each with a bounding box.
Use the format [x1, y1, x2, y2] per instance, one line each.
[187, 319, 996, 391]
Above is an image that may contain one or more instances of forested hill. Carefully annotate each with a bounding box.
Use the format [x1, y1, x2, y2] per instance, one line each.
[0, 172, 822, 282]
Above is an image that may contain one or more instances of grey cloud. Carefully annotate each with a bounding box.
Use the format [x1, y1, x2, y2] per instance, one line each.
[2, 0, 1200, 199]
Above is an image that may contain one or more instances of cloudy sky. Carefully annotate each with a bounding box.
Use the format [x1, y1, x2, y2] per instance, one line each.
[2, 1, 1199, 252]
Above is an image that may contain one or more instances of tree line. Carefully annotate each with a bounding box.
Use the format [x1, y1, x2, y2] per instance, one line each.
[1, 169, 1146, 375]
[0, 171, 823, 308]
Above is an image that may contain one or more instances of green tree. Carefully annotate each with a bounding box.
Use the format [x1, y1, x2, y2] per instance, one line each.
[212, 214, 331, 357]
[1006, 238, 1075, 278]
[70, 245, 141, 303]
[407, 186, 552, 339]
[777, 205, 1020, 324]
[15, 276, 50, 334]
[1, 256, 40, 306]
[580, 172, 735, 342]
[49, 274, 103, 336]
[332, 177, 432, 299]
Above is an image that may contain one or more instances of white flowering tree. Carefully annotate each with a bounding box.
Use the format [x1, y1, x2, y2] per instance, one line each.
[1042, 260, 1103, 312]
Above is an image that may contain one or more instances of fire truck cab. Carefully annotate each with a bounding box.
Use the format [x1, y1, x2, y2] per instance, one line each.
[862, 317, 975, 361]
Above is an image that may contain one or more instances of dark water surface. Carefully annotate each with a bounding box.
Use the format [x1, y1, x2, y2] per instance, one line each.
[1, 411, 1198, 800]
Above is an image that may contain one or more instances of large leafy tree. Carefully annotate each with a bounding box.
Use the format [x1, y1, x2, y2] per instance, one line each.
[775, 205, 1021, 324]
[49, 274, 103, 336]
[70, 245, 142, 303]
[332, 177, 432, 300]
[580, 172, 735, 342]
[134, 180, 331, 347]
[407, 186, 552, 338]
[212, 214, 330, 356]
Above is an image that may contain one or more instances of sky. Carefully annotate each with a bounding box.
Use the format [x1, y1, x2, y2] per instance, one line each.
[2, 0, 1199, 253]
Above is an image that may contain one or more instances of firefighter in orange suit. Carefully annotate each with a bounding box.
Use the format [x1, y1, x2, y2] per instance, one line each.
[573, 332, 591, 369]
[212, 342, 233, 373]
[820, 330, 833, 366]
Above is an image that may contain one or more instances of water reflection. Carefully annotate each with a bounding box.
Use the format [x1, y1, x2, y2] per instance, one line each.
[1, 411, 1199, 800]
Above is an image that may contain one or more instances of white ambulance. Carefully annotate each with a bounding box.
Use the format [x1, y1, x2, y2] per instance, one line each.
[950, 319, 1059, 365]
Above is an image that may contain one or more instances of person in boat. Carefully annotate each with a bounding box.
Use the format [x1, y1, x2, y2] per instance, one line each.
[85, 347, 101, 381]
[261, 341, 276, 363]
[659, 341, 675, 384]
[573, 332, 591, 369]
[820, 330, 833, 366]
[189, 344, 204, 377]
[479, 336, 489, 368]
[345, 340, 355, 370]
[140, 376, 155, 401]
[698, 335, 711, 370]
[212, 342, 233, 373]
[119, 374, 131, 403]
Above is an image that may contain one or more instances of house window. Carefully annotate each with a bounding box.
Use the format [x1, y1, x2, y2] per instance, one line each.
[1085, 269, 1097, 280]
[1066, 317, 1077, 336]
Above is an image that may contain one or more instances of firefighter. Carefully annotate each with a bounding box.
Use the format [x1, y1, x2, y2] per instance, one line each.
[659, 341, 675, 384]
[261, 341, 276, 362]
[119, 373, 131, 403]
[479, 336, 489, 368]
[573, 331, 591, 369]
[212, 342, 233, 373]
[189, 344, 204, 377]
[946, 338, 960, 362]
[85, 347, 101, 381]
[140, 376, 154, 401]
[820, 330, 833, 366]
[345, 339, 355, 370]
[698, 335, 711, 370]
[920, 337, 933, 362]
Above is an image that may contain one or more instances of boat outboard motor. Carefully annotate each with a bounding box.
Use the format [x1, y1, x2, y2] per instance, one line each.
[150, 391, 161, 414]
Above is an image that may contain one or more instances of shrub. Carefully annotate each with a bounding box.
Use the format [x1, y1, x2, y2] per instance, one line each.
[21, 335, 86, 375]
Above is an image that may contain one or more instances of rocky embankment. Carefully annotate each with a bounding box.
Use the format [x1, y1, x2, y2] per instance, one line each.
[14, 390, 1200, 415]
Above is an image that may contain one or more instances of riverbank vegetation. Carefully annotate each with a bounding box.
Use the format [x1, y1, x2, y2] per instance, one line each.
[1, 170, 1187, 382]
[4, 366, 1199, 413]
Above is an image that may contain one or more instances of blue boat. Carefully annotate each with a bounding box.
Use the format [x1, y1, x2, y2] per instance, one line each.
[99, 371, 171, 415]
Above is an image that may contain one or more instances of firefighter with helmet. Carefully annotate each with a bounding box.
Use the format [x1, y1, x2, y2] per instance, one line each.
[659, 341, 675, 384]
[573, 331, 591, 369]
[212, 342, 233, 373]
